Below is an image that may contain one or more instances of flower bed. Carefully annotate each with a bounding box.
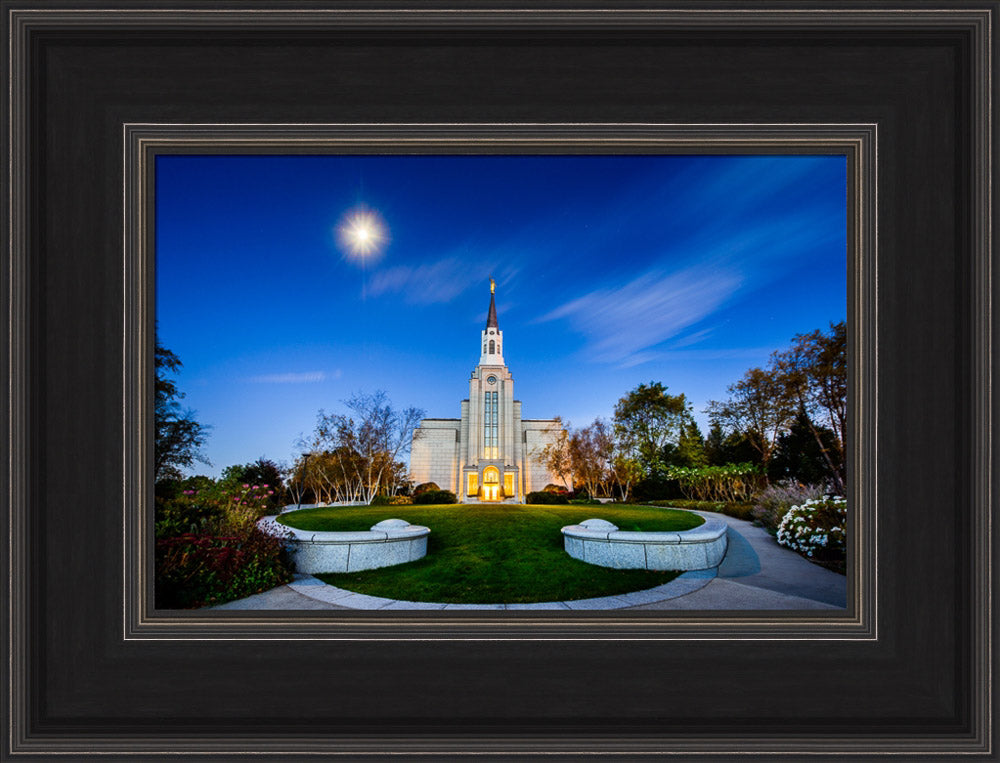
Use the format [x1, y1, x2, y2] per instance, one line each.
[776, 495, 847, 564]
[155, 479, 293, 608]
[155, 529, 293, 609]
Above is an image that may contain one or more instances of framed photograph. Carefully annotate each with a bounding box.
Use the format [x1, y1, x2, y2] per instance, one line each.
[140, 129, 866, 624]
[4, 3, 994, 759]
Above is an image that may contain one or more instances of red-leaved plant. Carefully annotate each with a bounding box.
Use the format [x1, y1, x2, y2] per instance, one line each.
[155, 480, 292, 609]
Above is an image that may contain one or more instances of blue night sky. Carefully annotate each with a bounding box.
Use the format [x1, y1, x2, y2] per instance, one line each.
[156, 154, 846, 478]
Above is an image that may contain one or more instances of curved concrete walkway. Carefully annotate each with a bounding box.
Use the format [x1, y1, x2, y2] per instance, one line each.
[628, 510, 846, 610]
[212, 510, 846, 611]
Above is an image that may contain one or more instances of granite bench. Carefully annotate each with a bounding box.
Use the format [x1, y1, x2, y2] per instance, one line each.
[259, 517, 430, 574]
[560, 517, 728, 571]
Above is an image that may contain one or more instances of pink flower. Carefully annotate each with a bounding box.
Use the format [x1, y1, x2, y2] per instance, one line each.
[242, 484, 249, 489]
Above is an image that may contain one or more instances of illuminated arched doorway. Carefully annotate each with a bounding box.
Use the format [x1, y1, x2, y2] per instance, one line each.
[482, 466, 501, 502]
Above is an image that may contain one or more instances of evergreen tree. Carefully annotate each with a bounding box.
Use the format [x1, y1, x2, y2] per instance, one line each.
[676, 419, 708, 467]
[769, 408, 839, 486]
[155, 341, 211, 483]
[704, 421, 759, 467]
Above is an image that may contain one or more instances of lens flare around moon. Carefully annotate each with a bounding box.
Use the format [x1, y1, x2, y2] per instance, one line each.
[337, 208, 388, 261]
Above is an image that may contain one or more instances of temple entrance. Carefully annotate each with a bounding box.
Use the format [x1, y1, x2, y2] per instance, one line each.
[482, 467, 501, 502]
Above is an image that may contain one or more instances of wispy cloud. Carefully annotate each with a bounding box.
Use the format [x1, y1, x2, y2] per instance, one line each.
[247, 371, 334, 384]
[665, 327, 714, 350]
[540, 156, 840, 275]
[368, 256, 519, 305]
[531, 182, 844, 370]
[537, 265, 742, 365]
[617, 346, 778, 368]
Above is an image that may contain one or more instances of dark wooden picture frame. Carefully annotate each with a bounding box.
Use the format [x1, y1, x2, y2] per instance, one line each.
[3, 3, 995, 759]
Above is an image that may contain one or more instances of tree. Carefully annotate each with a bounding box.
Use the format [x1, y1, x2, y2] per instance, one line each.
[539, 417, 636, 499]
[381, 458, 411, 497]
[569, 418, 615, 498]
[302, 391, 425, 505]
[773, 321, 847, 493]
[287, 449, 350, 505]
[769, 409, 840, 486]
[536, 418, 574, 491]
[676, 418, 708, 467]
[704, 422, 758, 468]
[155, 341, 210, 482]
[613, 382, 696, 471]
[706, 366, 796, 476]
[609, 452, 642, 502]
[286, 455, 312, 507]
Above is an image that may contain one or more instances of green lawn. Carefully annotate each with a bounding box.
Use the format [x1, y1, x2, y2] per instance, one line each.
[277, 503, 703, 604]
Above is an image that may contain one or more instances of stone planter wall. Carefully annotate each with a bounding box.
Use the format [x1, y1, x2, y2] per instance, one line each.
[259, 517, 430, 574]
[561, 517, 728, 571]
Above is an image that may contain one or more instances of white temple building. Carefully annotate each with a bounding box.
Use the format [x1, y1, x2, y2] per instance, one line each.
[409, 280, 566, 503]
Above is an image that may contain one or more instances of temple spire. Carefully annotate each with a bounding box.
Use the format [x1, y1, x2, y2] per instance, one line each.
[486, 278, 499, 329]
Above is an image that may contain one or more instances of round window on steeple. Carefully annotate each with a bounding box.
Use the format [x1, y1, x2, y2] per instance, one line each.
[487, 375, 497, 384]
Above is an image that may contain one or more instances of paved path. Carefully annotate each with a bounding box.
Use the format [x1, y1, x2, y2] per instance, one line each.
[629, 510, 846, 610]
[212, 510, 846, 611]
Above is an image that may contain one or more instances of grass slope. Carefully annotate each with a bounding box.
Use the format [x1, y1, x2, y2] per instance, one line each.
[278, 503, 703, 604]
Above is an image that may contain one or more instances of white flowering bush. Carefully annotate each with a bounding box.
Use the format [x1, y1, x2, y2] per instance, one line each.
[776, 495, 847, 561]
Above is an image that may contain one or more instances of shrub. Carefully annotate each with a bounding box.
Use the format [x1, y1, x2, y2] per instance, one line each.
[413, 482, 441, 496]
[716, 502, 755, 521]
[542, 483, 569, 494]
[526, 491, 569, 505]
[412, 489, 457, 504]
[776, 495, 847, 563]
[752, 480, 827, 532]
[666, 463, 763, 503]
[568, 497, 601, 505]
[642, 498, 754, 521]
[155, 526, 293, 609]
[155, 493, 225, 538]
[155, 475, 295, 608]
[221, 459, 284, 504]
[370, 494, 414, 506]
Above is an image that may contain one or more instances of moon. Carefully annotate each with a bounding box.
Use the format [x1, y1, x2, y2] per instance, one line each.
[337, 209, 387, 260]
